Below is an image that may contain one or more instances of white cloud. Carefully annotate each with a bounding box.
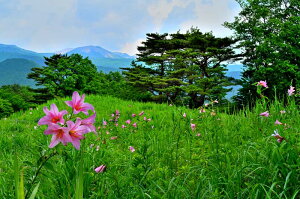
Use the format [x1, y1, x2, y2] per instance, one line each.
[120, 38, 144, 56]
[179, 0, 241, 37]
[147, 0, 192, 31]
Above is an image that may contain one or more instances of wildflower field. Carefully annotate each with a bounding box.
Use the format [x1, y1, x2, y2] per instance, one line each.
[0, 94, 299, 198]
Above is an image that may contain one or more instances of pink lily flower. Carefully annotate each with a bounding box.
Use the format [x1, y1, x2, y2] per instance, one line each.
[139, 111, 144, 116]
[95, 165, 106, 173]
[132, 114, 136, 117]
[65, 91, 94, 115]
[65, 119, 90, 150]
[288, 86, 295, 96]
[183, 113, 187, 118]
[274, 120, 283, 125]
[191, 123, 196, 131]
[125, 120, 131, 124]
[132, 123, 137, 128]
[81, 113, 96, 133]
[38, 104, 68, 125]
[257, 80, 268, 88]
[115, 110, 120, 116]
[260, 111, 269, 117]
[103, 120, 107, 125]
[110, 136, 118, 140]
[129, 146, 135, 152]
[143, 117, 147, 121]
[196, 133, 201, 136]
[44, 124, 72, 148]
[121, 125, 126, 128]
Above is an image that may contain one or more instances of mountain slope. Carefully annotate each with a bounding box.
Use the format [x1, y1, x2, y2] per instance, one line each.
[0, 58, 39, 87]
[66, 46, 134, 59]
[0, 44, 45, 65]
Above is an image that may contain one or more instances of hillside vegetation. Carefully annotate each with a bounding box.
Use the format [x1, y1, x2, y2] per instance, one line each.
[0, 95, 299, 198]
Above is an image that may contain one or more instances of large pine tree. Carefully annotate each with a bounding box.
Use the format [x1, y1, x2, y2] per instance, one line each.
[123, 28, 238, 108]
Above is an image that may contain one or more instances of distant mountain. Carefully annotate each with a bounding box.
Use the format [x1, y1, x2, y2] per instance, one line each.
[65, 46, 134, 59]
[0, 44, 45, 65]
[0, 58, 39, 87]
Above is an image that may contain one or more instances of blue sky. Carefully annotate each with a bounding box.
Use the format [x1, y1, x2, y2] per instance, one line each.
[0, 0, 240, 55]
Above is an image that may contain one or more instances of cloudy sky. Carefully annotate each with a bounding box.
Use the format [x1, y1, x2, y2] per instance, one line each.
[0, 0, 241, 55]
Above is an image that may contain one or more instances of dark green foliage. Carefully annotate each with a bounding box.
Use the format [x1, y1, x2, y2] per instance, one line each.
[0, 84, 36, 112]
[96, 71, 152, 101]
[123, 28, 238, 107]
[0, 98, 13, 118]
[28, 54, 100, 98]
[225, 0, 300, 105]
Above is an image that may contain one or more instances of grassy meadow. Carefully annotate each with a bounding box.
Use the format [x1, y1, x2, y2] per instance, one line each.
[0, 95, 299, 198]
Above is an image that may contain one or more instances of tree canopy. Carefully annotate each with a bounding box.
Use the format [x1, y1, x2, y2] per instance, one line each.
[28, 54, 100, 100]
[225, 0, 300, 104]
[123, 28, 238, 108]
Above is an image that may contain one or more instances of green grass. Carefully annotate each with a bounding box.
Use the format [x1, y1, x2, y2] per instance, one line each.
[0, 95, 299, 198]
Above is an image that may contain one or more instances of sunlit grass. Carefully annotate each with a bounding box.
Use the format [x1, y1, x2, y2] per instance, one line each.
[0, 95, 299, 198]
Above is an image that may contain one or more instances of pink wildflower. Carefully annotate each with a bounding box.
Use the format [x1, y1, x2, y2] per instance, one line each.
[115, 110, 120, 116]
[143, 117, 147, 121]
[103, 120, 107, 125]
[133, 123, 137, 128]
[183, 113, 187, 118]
[38, 104, 68, 125]
[191, 123, 196, 131]
[260, 111, 269, 117]
[122, 125, 126, 128]
[139, 111, 144, 116]
[274, 120, 283, 125]
[110, 136, 118, 140]
[205, 103, 209, 107]
[147, 118, 151, 121]
[111, 113, 115, 117]
[196, 133, 201, 136]
[115, 123, 119, 127]
[125, 120, 131, 124]
[65, 91, 94, 115]
[129, 146, 135, 152]
[257, 80, 268, 88]
[132, 114, 136, 117]
[95, 165, 106, 173]
[44, 124, 72, 148]
[288, 86, 295, 96]
[65, 119, 90, 150]
[81, 113, 96, 133]
[213, 100, 219, 103]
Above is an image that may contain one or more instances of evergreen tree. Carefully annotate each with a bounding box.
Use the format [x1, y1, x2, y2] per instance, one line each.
[124, 28, 238, 108]
[28, 54, 100, 101]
